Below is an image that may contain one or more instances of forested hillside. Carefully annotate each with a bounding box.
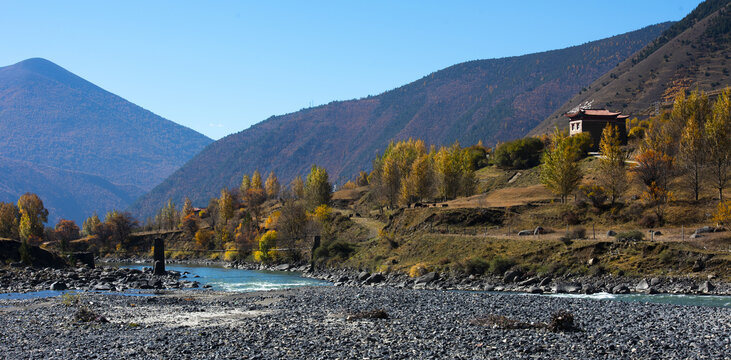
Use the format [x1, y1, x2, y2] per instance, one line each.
[132, 23, 672, 218]
[532, 0, 731, 134]
[0, 58, 212, 222]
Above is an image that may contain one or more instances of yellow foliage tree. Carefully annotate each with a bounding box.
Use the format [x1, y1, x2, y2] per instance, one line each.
[251, 170, 263, 190]
[265, 171, 280, 199]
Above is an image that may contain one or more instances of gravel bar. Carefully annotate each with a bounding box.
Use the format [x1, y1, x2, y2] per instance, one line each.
[0, 286, 729, 359]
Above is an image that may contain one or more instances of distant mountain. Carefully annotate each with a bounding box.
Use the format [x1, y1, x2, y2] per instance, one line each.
[531, 0, 731, 135]
[0, 58, 212, 223]
[0, 156, 144, 224]
[131, 23, 672, 218]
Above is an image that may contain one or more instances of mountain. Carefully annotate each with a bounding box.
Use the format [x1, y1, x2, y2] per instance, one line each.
[131, 23, 672, 218]
[531, 0, 731, 135]
[0, 58, 212, 223]
[0, 156, 145, 224]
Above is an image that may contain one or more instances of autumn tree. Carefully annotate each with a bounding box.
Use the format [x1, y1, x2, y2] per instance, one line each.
[597, 124, 629, 204]
[240, 174, 251, 194]
[400, 153, 436, 205]
[290, 176, 305, 199]
[0, 202, 20, 239]
[54, 219, 80, 252]
[251, 170, 263, 190]
[181, 197, 194, 218]
[101, 211, 138, 250]
[434, 142, 475, 200]
[17, 193, 48, 241]
[218, 188, 235, 225]
[155, 199, 179, 230]
[356, 171, 369, 186]
[81, 212, 101, 237]
[706, 87, 731, 202]
[265, 171, 281, 199]
[540, 129, 583, 203]
[304, 165, 332, 210]
[678, 114, 706, 200]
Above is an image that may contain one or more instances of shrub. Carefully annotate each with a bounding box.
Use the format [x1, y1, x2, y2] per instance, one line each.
[561, 209, 582, 225]
[638, 213, 660, 228]
[563, 132, 592, 158]
[493, 137, 544, 169]
[327, 241, 354, 260]
[579, 184, 607, 209]
[488, 256, 516, 275]
[409, 263, 429, 277]
[712, 200, 731, 225]
[561, 227, 586, 243]
[615, 230, 644, 241]
[457, 257, 490, 276]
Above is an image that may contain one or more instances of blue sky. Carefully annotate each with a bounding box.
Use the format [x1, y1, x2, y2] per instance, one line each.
[1, 0, 702, 139]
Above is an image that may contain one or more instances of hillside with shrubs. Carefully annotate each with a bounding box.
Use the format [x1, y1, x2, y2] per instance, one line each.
[4, 88, 729, 281]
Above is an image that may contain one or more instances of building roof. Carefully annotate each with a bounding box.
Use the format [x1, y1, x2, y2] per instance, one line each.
[565, 108, 628, 119]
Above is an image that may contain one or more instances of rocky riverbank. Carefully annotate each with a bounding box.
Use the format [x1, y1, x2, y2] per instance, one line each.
[0, 265, 202, 293]
[0, 286, 728, 359]
[229, 262, 731, 296]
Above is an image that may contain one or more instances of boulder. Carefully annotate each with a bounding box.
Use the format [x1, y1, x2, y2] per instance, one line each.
[50, 281, 67, 291]
[518, 277, 539, 286]
[527, 286, 543, 294]
[538, 277, 552, 287]
[581, 284, 597, 294]
[415, 272, 439, 284]
[606, 230, 617, 236]
[552, 283, 581, 293]
[274, 264, 291, 271]
[365, 273, 385, 285]
[533, 226, 545, 235]
[503, 269, 523, 283]
[650, 277, 662, 286]
[690, 233, 703, 239]
[357, 271, 370, 282]
[635, 279, 650, 291]
[587, 258, 598, 266]
[694, 226, 714, 234]
[518, 230, 533, 236]
[651, 230, 662, 236]
[611, 284, 630, 294]
[699, 281, 715, 293]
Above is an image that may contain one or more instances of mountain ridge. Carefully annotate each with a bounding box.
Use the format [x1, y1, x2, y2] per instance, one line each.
[131, 23, 672, 219]
[0, 58, 213, 223]
[531, 0, 731, 134]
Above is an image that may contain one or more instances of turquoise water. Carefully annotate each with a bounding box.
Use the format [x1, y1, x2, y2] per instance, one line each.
[120, 263, 331, 292]
[2, 264, 729, 308]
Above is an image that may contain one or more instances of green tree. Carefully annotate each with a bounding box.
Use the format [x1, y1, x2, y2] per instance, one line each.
[540, 128, 583, 203]
[265, 171, 281, 199]
[597, 124, 629, 204]
[251, 170, 263, 190]
[304, 165, 332, 210]
[706, 87, 731, 202]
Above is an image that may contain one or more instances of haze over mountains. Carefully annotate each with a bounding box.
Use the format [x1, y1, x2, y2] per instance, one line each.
[533, 0, 731, 134]
[131, 23, 672, 219]
[0, 58, 212, 223]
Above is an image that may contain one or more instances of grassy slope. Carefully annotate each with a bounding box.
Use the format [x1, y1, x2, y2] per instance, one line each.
[326, 161, 731, 281]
